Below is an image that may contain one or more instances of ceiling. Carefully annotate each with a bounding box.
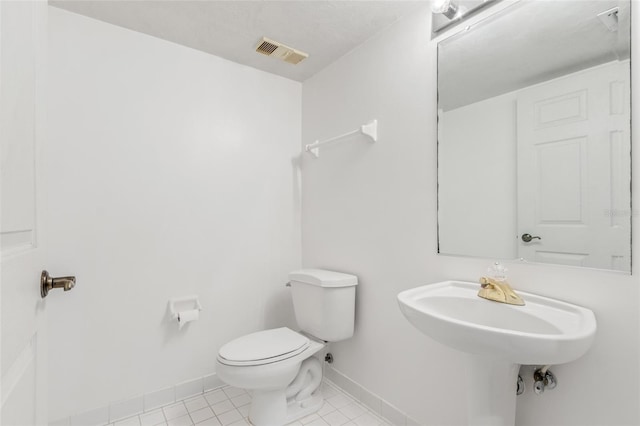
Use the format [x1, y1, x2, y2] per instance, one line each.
[50, 0, 426, 82]
[438, 0, 631, 111]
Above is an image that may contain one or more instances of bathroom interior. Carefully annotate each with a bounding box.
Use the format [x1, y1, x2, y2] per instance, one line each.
[1, 0, 638, 425]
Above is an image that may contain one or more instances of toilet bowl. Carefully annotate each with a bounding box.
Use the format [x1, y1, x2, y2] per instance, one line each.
[216, 327, 325, 425]
[216, 269, 358, 426]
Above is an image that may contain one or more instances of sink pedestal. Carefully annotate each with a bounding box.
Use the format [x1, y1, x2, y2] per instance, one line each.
[466, 356, 520, 426]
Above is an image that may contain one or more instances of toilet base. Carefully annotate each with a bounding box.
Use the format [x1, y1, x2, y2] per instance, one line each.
[248, 355, 324, 426]
[249, 389, 287, 426]
[284, 390, 323, 424]
[249, 388, 323, 426]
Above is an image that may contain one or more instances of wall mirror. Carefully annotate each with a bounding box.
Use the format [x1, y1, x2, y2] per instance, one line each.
[437, 0, 632, 272]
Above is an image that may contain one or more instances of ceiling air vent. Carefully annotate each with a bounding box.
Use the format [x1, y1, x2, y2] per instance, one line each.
[255, 37, 308, 65]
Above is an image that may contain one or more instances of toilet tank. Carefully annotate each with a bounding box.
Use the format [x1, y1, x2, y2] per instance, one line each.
[289, 269, 358, 342]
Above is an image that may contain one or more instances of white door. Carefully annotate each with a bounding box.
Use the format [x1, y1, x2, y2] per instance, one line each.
[1, 1, 49, 424]
[517, 60, 631, 271]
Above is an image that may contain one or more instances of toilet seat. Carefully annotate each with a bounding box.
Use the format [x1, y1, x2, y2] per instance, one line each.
[217, 327, 310, 367]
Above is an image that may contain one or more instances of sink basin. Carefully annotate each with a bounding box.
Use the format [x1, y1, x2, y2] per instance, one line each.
[397, 281, 596, 426]
[397, 280, 596, 365]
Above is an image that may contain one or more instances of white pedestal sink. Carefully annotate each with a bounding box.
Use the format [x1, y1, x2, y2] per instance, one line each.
[397, 281, 596, 426]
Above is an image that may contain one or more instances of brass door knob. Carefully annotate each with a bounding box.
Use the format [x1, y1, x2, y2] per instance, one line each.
[41, 270, 76, 298]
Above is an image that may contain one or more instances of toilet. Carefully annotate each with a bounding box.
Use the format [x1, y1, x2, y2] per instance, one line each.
[216, 269, 358, 426]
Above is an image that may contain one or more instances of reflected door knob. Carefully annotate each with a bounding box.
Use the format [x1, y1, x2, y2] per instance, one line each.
[521, 233, 542, 243]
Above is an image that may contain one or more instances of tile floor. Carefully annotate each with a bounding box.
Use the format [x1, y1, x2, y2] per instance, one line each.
[104, 381, 390, 426]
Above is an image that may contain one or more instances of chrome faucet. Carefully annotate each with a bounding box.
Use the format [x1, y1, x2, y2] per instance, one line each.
[478, 276, 525, 306]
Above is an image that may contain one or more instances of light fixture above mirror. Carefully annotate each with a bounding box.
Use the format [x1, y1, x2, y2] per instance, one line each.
[432, 0, 460, 20]
[431, 0, 500, 35]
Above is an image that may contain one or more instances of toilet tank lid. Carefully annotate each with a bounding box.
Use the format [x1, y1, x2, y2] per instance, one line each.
[289, 269, 358, 287]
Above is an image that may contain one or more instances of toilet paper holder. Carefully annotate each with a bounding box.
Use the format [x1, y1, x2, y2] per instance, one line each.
[168, 295, 202, 321]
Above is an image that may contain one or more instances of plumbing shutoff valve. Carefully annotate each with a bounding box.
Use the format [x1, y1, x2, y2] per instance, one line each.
[533, 367, 557, 395]
[516, 375, 525, 395]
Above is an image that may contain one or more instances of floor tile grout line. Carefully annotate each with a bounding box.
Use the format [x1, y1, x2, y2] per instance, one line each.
[321, 381, 389, 425]
[106, 381, 388, 426]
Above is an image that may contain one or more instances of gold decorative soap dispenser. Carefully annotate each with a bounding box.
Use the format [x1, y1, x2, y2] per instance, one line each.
[478, 262, 525, 306]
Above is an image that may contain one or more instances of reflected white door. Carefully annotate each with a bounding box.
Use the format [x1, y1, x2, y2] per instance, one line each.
[1, 1, 48, 424]
[517, 61, 630, 271]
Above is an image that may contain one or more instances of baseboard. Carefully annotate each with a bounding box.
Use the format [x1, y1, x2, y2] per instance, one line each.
[324, 366, 421, 426]
[50, 367, 419, 426]
[49, 373, 226, 426]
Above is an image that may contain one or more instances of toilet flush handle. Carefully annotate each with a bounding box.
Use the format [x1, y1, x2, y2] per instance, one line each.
[285, 282, 291, 287]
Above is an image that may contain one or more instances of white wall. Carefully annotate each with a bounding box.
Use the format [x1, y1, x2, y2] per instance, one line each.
[438, 92, 517, 259]
[302, 5, 639, 426]
[46, 7, 301, 420]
